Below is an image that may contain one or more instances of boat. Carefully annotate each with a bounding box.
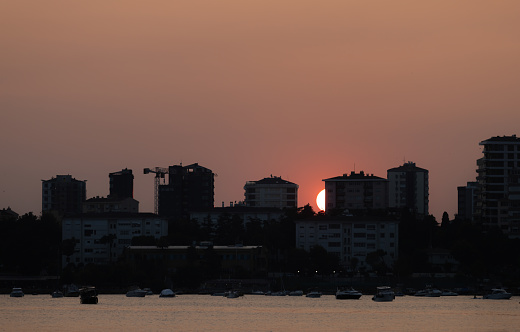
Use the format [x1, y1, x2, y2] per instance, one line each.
[143, 288, 153, 295]
[79, 287, 98, 304]
[226, 291, 240, 298]
[306, 291, 322, 298]
[441, 289, 458, 296]
[372, 286, 395, 302]
[414, 288, 442, 297]
[10, 287, 24, 297]
[126, 288, 148, 297]
[289, 290, 304, 296]
[335, 287, 362, 300]
[483, 288, 512, 300]
[51, 290, 64, 298]
[159, 289, 176, 298]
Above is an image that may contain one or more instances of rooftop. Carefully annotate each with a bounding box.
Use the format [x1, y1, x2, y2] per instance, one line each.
[323, 171, 386, 182]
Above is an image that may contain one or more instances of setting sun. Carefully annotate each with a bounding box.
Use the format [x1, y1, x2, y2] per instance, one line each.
[316, 189, 325, 211]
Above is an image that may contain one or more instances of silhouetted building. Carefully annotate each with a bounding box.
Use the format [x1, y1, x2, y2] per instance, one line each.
[190, 205, 285, 228]
[244, 175, 298, 208]
[62, 212, 168, 266]
[83, 196, 139, 214]
[42, 175, 86, 216]
[109, 168, 134, 199]
[158, 163, 215, 220]
[323, 171, 388, 212]
[456, 181, 478, 222]
[295, 216, 398, 271]
[476, 135, 520, 235]
[0, 207, 18, 221]
[387, 162, 429, 216]
[125, 244, 267, 279]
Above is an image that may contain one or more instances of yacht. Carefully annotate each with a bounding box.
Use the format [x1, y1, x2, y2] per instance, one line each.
[372, 286, 395, 302]
[336, 287, 362, 300]
[289, 290, 304, 296]
[305, 291, 322, 298]
[483, 289, 512, 300]
[159, 289, 175, 298]
[10, 288, 24, 297]
[126, 288, 148, 297]
[51, 290, 64, 298]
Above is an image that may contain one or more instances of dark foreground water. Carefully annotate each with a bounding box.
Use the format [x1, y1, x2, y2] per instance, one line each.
[2, 294, 520, 331]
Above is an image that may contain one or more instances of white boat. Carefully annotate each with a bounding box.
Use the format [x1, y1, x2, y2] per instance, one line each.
[305, 291, 322, 298]
[126, 288, 148, 297]
[441, 289, 458, 296]
[372, 286, 395, 302]
[10, 288, 24, 297]
[226, 291, 240, 298]
[414, 288, 442, 297]
[336, 287, 362, 300]
[289, 290, 303, 296]
[159, 289, 175, 297]
[51, 290, 64, 298]
[143, 288, 153, 295]
[483, 289, 512, 300]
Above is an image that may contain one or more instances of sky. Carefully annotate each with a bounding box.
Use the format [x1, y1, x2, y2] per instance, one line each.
[2, 1, 520, 221]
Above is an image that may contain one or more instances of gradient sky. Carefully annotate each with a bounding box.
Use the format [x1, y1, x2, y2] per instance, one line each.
[2, 1, 520, 220]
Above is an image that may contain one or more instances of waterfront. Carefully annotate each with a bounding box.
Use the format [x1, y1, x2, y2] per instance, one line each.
[2, 294, 520, 331]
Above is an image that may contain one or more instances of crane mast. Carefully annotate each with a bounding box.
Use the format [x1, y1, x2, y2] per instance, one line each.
[143, 167, 169, 215]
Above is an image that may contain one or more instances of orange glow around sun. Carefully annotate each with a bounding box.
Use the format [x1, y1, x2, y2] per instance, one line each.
[316, 189, 325, 211]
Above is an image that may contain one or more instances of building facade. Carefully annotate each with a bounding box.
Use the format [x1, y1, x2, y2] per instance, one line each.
[158, 163, 215, 220]
[190, 206, 285, 228]
[387, 162, 429, 216]
[244, 176, 298, 208]
[476, 135, 520, 235]
[42, 175, 86, 216]
[323, 171, 388, 212]
[83, 197, 139, 214]
[295, 217, 398, 271]
[109, 168, 134, 199]
[62, 213, 168, 266]
[456, 181, 478, 221]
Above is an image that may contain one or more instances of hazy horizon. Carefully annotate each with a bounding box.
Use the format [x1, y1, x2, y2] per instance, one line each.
[2, 1, 520, 220]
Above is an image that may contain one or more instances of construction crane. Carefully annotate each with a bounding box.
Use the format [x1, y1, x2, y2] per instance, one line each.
[143, 167, 169, 215]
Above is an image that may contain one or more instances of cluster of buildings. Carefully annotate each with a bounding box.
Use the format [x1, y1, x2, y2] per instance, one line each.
[6, 134, 515, 275]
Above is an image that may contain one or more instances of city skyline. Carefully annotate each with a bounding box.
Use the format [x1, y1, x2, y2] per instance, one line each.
[2, 1, 520, 220]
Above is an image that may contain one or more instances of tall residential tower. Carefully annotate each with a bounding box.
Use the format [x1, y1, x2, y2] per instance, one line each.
[387, 162, 429, 216]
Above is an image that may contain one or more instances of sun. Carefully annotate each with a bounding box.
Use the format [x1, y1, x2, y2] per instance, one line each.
[316, 189, 326, 211]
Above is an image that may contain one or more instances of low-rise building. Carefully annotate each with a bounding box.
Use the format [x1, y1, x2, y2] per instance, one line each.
[296, 216, 398, 271]
[125, 244, 268, 278]
[83, 196, 139, 214]
[190, 206, 285, 228]
[62, 213, 168, 266]
[244, 175, 298, 208]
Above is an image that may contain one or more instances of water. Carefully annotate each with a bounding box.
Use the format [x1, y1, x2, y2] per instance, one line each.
[2, 294, 520, 331]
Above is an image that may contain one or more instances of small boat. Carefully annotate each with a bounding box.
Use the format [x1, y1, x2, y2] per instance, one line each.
[483, 288, 512, 300]
[441, 289, 458, 296]
[159, 289, 175, 298]
[289, 290, 304, 296]
[250, 290, 265, 295]
[336, 287, 362, 300]
[10, 288, 24, 297]
[126, 288, 148, 297]
[143, 288, 153, 295]
[306, 291, 322, 298]
[51, 290, 64, 298]
[79, 287, 98, 304]
[414, 288, 442, 297]
[226, 291, 240, 298]
[372, 286, 395, 302]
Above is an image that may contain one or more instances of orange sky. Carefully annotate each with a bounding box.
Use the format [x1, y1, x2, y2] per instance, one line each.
[2, 1, 520, 220]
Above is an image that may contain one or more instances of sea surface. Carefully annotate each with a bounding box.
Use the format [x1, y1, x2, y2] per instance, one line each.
[1, 293, 520, 331]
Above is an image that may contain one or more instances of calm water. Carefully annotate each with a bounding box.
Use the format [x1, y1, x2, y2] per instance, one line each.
[2, 294, 520, 331]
